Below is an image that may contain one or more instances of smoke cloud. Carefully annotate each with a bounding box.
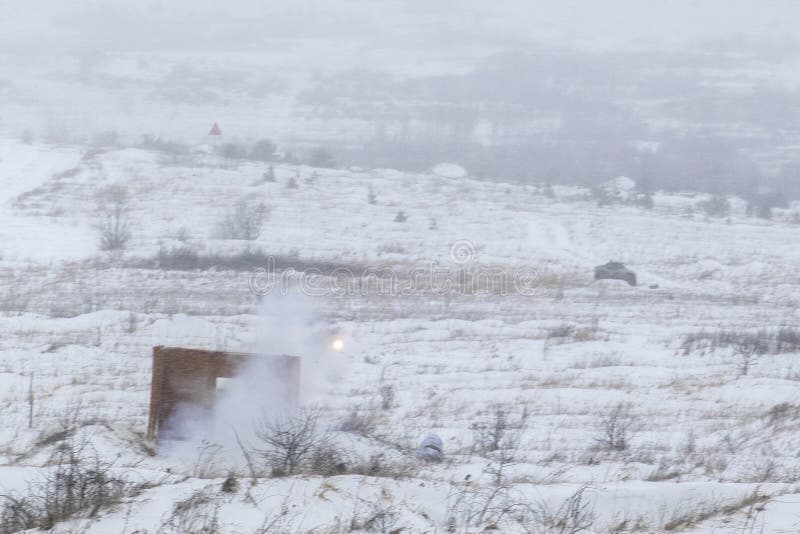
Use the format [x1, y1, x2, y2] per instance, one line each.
[160, 289, 344, 473]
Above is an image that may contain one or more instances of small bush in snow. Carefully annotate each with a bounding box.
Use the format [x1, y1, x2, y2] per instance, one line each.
[0, 439, 132, 533]
[94, 184, 132, 251]
[254, 407, 329, 476]
[338, 408, 379, 437]
[698, 195, 731, 218]
[157, 489, 220, 534]
[216, 141, 248, 161]
[216, 198, 267, 240]
[250, 139, 277, 161]
[593, 403, 633, 452]
[157, 244, 200, 270]
[309, 147, 336, 168]
[523, 485, 596, 534]
[263, 165, 276, 182]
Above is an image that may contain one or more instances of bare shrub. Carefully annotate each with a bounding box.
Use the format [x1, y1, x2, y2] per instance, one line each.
[216, 198, 267, 240]
[250, 139, 277, 161]
[446, 472, 517, 531]
[263, 165, 276, 182]
[593, 403, 633, 452]
[681, 328, 794, 356]
[662, 489, 768, 531]
[350, 453, 416, 479]
[309, 147, 336, 168]
[216, 141, 248, 161]
[698, 195, 731, 218]
[0, 439, 131, 533]
[220, 473, 239, 493]
[546, 324, 597, 343]
[95, 184, 132, 251]
[472, 408, 524, 458]
[523, 485, 596, 534]
[156, 244, 200, 270]
[139, 135, 189, 155]
[646, 462, 683, 482]
[254, 407, 329, 476]
[379, 385, 395, 410]
[157, 489, 220, 534]
[547, 324, 577, 339]
[309, 442, 348, 476]
[350, 502, 401, 534]
[338, 409, 379, 438]
[765, 402, 800, 426]
[192, 441, 224, 479]
[736, 335, 766, 376]
[393, 210, 408, 223]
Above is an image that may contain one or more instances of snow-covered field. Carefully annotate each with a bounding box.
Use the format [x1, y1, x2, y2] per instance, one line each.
[1, 139, 800, 532]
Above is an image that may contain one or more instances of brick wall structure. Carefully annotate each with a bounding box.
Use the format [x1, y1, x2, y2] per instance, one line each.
[146, 346, 300, 441]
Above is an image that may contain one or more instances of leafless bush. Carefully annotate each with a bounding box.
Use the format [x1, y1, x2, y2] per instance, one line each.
[472, 408, 524, 458]
[139, 135, 190, 155]
[523, 486, 596, 534]
[661, 489, 768, 531]
[309, 442, 348, 476]
[216, 141, 248, 162]
[309, 147, 336, 168]
[547, 324, 577, 339]
[157, 489, 220, 534]
[379, 384, 396, 410]
[765, 402, 800, 426]
[263, 165, 276, 182]
[546, 324, 598, 343]
[250, 139, 277, 162]
[220, 473, 239, 493]
[156, 244, 201, 270]
[254, 407, 329, 476]
[681, 328, 797, 356]
[192, 441, 224, 479]
[350, 502, 402, 534]
[216, 197, 267, 240]
[94, 184, 132, 251]
[446, 472, 517, 532]
[646, 462, 683, 482]
[447, 413, 526, 532]
[0, 439, 131, 533]
[349, 453, 416, 479]
[698, 195, 731, 218]
[125, 311, 137, 333]
[593, 403, 633, 452]
[338, 409, 379, 437]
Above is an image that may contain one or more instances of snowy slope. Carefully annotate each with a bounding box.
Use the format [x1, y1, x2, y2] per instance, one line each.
[1, 139, 800, 532]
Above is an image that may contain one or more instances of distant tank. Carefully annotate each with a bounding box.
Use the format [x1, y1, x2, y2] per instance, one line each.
[594, 261, 637, 286]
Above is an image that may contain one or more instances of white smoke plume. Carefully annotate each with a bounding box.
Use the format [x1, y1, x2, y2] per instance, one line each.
[160, 289, 345, 473]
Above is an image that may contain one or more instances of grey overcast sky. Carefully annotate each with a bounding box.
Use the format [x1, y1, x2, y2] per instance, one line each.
[2, 1, 798, 53]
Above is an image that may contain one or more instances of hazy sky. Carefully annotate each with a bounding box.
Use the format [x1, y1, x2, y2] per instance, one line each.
[2, 1, 798, 54]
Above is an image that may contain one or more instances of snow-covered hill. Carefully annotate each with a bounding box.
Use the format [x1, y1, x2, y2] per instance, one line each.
[1, 140, 800, 532]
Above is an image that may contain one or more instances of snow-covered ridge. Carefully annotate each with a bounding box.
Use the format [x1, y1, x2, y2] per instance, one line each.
[2, 139, 800, 532]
